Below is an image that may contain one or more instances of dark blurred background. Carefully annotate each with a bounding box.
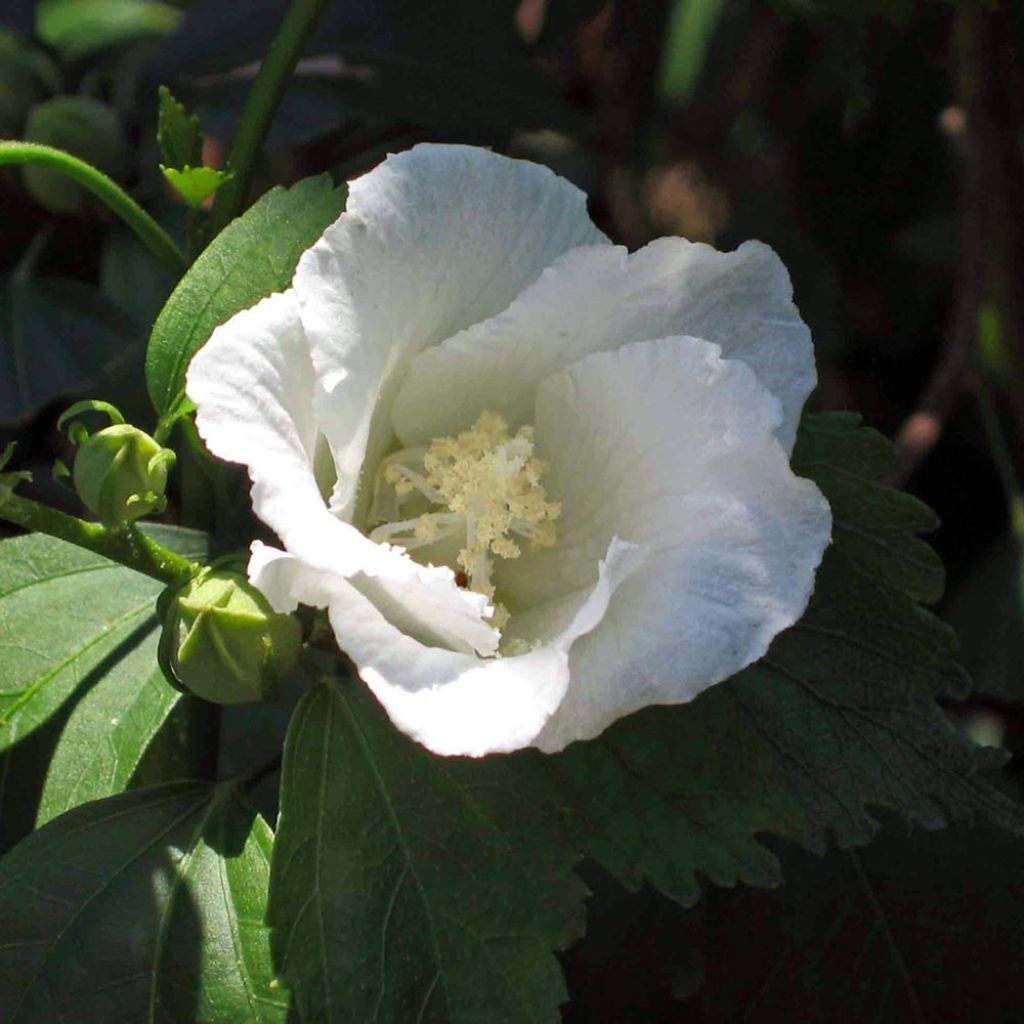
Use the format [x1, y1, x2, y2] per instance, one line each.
[1, 1, 1022, 1018]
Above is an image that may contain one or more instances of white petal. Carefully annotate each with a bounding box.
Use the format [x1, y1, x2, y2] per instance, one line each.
[292, 143, 607, 519]
[249, 539, 645, 757]
[392, 238, 813, 454]
[187, 291, 497, 657]
[500, 336, 831, 752]
[187, 291, 321, 536]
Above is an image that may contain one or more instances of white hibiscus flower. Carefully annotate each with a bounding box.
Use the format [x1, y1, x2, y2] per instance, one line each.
[187, 143, 831, 757]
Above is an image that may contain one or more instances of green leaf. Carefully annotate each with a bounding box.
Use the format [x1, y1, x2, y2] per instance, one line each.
[161, 164, 234, 210]
[0, 526, 207, 839]
[36, 0, 182, 61]
[549, 413, 1024, 906]
[269, 673, 585, 1024]
[145, 174, 347, 422]
[157, 85, 202, 170]
[0, 271, 138, 426]
[697, 821, 1024, 1021]
[0, 781, 289, 1023]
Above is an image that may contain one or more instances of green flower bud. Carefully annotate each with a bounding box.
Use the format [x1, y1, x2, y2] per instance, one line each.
[0, 30, 59, 138]
[159, 567, 303, 705]
[72, 424, 174, 525]
[59, 402, 174, 526]
[22, 95, 128, 213]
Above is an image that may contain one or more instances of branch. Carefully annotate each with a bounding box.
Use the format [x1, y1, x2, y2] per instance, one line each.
[892, 10, 987, 485]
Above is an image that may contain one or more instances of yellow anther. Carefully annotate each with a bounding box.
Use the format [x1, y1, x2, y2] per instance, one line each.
[489, 603, 511, 631]
[367, 412, 560, 635]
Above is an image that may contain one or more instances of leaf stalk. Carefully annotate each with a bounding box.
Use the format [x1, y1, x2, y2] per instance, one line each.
[0, 141, 187, 278]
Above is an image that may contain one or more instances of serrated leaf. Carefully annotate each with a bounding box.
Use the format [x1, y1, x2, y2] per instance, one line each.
[157, 85, 202, 170]
[268, 673, 585, 1024]
[37, 0, 182, 61]
[145, 174, 347, 421]
[161, 164, 233, 209]
[0, 526, 206, 839]
[0, 781, 289, 1024]
[549, 413, 1024, 905]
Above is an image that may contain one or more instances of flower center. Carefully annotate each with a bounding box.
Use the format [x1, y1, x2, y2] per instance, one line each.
[367, 412, 561, 628]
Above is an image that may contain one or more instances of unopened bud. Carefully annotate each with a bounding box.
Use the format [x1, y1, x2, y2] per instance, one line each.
[23, 95, 128, 213]
[59, 401, 174, 526]
[158, 567, 303, 704]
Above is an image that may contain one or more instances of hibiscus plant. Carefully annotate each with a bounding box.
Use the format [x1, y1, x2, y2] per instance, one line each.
[0, 2, 1021, 1022]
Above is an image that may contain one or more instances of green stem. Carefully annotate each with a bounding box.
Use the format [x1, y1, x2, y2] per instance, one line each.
[0, 141, 187, 278]
[205, 0, 331, 240]
[0, 487, 197, 585]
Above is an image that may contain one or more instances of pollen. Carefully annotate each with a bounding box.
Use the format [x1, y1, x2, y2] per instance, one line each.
[368, 412, 561, 621]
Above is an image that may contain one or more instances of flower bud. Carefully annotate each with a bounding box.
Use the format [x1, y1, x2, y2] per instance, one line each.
[71, 423, 174, 526]
[22, 95, 128, 213]
[159, 568, 303, 704]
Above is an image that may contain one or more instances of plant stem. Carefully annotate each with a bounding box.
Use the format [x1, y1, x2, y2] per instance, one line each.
[0, 141, 187, 278]
[0, 487, 197, 585]
[205, 0, 331, 240]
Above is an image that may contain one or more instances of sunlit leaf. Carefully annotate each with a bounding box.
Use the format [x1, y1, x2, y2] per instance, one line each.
[157, 84, 202, 170]
[161, 165, 233, 210]
[0, 781, 289, 1023]
[0, 526, 207, 842]
[145, 174, 347, 422]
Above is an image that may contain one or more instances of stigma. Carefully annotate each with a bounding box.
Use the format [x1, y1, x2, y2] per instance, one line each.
[368, 412, 561, 623]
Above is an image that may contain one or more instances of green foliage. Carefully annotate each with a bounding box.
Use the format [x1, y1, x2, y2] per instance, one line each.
[0, 526, 207, 844]
[269, 674, 586, 1024]
[156, 86, 232, 209]
[0, 781, 288, 1023]
[36, 0, 182, 61]
[542, 414, 1024, 905]
[21, 96, 127, 213]
[162, 165, 233, 209]
[157, 85, 202, 170]
[0, 269, 136, 426]
[145, 174, 347, 423]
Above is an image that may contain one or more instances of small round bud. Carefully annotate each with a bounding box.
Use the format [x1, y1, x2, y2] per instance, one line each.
[72, 423, 174, 526]
[159, 568, 303, 705]
[22, 95, 128, 213]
